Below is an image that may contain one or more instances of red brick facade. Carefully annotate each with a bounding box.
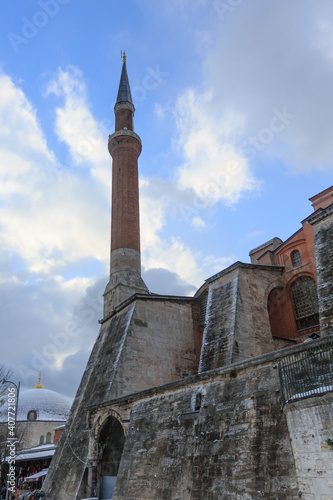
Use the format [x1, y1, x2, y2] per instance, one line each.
[109, 133, 142, 257]
[252, 186, 333, 340]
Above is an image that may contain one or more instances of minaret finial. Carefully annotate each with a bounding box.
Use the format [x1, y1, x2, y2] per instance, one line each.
[122, 50, 126, 63]
[35, 372, 44, 389]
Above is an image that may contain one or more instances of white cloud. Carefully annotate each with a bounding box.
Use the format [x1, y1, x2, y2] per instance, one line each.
[191, 215, 206, 230]
[0, 74, 55, 198]
[207, 0, 333, 170]
[174, 89, 260, 206]
[0, 71, 110, 276]
[45, 66, 111, 188]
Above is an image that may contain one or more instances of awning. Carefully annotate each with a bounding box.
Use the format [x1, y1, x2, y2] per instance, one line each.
[15, 448, 55, 461]
[24, 469, 48, 482]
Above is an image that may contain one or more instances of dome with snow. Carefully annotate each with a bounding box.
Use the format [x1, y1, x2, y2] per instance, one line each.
[0, 377, 71, 423]
[15, 387, 71, 422]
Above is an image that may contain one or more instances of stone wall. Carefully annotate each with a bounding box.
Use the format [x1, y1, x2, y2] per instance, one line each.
[199, 263, 283, 373]
[43, 295, 197, 499]
[285, 393, 333, 500]
[311, 207, 333, 336]
[112, 348, 302, 500]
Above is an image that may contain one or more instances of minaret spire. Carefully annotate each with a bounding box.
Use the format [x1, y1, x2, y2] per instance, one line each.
[104, 55, 148, 314]
[116, 53, 133, 110]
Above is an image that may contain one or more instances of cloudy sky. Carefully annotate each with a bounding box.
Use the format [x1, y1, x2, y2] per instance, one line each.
[0, 0, 332, 399]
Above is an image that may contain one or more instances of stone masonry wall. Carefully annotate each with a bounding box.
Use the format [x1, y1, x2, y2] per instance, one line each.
[110, 298, 197, 397]
[113, 352, 300, 500]
[43, 296, 197, 499]
[43, 303, 136, 500]
[199, 263, 283, 373]
[285, 393, 333, 500]
[311, 208, 333, 336]
[234, 266, 283, 362]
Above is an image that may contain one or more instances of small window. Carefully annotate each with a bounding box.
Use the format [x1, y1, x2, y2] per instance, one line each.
[39, 435, 44, 445]
[27, 410, 37, 420]
[195, 393, 202, 411]
[291, 250, 302, 267]
[46, 432, 52, 444]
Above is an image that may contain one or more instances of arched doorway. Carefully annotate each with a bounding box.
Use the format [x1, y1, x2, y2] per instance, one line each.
[98, 416, 125, 499]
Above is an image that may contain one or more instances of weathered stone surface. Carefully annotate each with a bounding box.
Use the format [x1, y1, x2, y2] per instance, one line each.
[285, 392, 333, 500]
[43, 296, 197, 499]
[43, 303, 136, 500]
[112, 349, 301, 500]
[199, 263, 283, 372]
[310, 207, 333, 336]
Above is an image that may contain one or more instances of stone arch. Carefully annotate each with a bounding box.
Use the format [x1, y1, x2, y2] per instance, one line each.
[97, 414, 125, 499]
[264, 278, 288, 338]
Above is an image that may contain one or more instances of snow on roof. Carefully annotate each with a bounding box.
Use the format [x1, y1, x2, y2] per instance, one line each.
[15, 448, 55, 461]
[25, 468, 48, 481]
[0, 388, 71, 423]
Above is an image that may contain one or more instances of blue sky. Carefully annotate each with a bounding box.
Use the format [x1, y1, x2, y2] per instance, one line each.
[0, 0, 332, 399]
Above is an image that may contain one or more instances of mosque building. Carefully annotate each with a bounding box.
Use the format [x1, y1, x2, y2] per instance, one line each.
[41, 56, 333, 500]
[0, 375, 70, 489]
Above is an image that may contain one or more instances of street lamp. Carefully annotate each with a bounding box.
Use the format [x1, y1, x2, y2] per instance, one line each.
[1, 379, 20, 500]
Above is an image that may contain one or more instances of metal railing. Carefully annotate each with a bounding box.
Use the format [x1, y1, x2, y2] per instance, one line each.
[278, 336, 333, 405]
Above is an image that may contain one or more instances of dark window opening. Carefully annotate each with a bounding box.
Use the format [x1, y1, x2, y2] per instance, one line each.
[46, 432, 52, 444]
[27, 410, 37, 420]
[195, 393, 202, 411]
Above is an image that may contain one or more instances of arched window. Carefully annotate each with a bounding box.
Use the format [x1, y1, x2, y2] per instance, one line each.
[291, 250, 302, 267]
[27, 410, 37, 420]
[291, 276, 319, 331]
[39, 435, 44, 445]
[46, 432, 52, 444]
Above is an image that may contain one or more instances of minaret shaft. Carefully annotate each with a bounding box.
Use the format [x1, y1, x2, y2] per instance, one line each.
[104, 58, 148, 315]
[110, 135, 141, 256]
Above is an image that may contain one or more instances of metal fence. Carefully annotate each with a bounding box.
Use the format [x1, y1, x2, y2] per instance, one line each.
[278, 336, 333, 405]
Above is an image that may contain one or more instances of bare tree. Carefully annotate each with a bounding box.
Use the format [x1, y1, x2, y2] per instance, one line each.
[0, 365, 14, 406]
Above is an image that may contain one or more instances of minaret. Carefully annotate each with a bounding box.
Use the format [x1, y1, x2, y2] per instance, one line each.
[104, 53, 148, 315]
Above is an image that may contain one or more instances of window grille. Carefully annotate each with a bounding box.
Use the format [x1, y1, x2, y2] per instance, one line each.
[291, 250, 302, 267]
[291, 276, 319, 331]
[27, 410, 37, 420]
[279, 337, 333, 405]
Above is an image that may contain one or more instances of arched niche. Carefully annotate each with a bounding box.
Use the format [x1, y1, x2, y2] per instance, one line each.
[267, 286, 287, 337]
[98, 415, 125, 499]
